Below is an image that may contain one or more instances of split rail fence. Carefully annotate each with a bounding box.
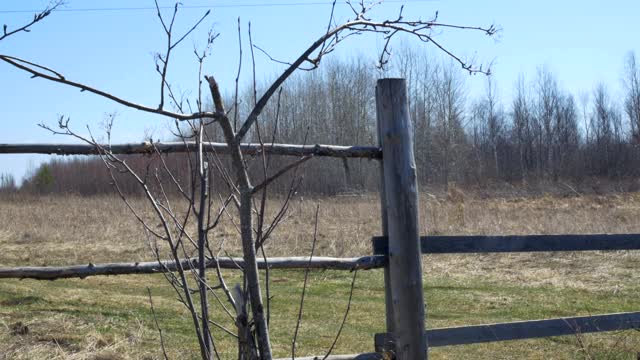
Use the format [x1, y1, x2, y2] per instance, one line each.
[1, 78, 640, 359]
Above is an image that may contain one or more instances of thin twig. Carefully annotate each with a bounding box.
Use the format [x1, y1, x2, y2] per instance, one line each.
[236, 14, 496, 141]
[248, 22, 258, 108]
[0, 55, 221, 121]
[0, 1, 63, 42]
[323, 270, 358, 360]
[234, 17, 243, 132]
[292, 205, 321, 360]
[147, 288, 170, 360]
[252, 155, 313, 194]
[251, 118, 273, 330]
[208, 319, 239, 339]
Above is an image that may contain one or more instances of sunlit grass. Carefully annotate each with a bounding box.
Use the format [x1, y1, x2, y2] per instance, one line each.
[1, 192, 640, 358]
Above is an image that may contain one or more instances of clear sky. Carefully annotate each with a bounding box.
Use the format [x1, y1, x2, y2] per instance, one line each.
[1, 0, 638, 183]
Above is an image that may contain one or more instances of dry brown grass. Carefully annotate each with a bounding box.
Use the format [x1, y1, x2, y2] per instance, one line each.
[2, 191, 640, 291]
[0, 313, 149, 360]
[1, 191, 640, 358]
[421, 192, 640, 292]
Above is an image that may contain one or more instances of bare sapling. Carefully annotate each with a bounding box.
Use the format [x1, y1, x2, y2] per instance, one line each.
[1, 1, 497, 358]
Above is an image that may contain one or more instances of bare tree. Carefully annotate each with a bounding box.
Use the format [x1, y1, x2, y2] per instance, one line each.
[590, 83, 618, 177]
[433, 62, 467, 187]
[534, 66, 559, 179]
[1, 1, 497, 358]
[624, 51, 640, 143]
[473, 76, 504, 179]
[393, 44, 439, 185]
[511, 74, 533, 182]
[553, 93, 580, 179]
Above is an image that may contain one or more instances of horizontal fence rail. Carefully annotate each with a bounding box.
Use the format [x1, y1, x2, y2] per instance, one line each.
[0, 255, 386, 280]
[0, 142, 382, 159]
[372, 233, 640, 255]
[7, 232, 640, 278]
[275, 353, 383, 360]
[375, 311, 640, 348]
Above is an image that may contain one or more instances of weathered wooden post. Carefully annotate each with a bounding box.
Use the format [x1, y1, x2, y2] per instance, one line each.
[376, 87, 395, 353]
[376, 78, 427, 359]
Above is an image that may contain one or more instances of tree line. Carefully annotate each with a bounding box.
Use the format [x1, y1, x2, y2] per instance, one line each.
[10, 47, 640, 195]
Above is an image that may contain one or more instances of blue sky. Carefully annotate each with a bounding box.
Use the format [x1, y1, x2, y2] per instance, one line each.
[1, 0, 638, 183]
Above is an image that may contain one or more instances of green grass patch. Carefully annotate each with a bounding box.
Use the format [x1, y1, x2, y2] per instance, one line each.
[1, 269, 639, 359]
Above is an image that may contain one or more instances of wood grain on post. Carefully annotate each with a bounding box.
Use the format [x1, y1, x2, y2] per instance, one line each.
[376, 78, 427, 359]
[376, 83, 396, 352]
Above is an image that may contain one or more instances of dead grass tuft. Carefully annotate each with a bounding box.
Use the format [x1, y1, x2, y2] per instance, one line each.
[10, 322, 29, 336]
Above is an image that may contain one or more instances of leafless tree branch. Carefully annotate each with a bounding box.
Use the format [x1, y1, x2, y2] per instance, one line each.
[323, 270, 358, 360]
[236, 9, 497, 141]
[147, 288, 170, 360]
[0, 1, 63, 42]
[292, 205, 320, 359]
[0, 55, 222, 121]
[252, 156, 313, 194]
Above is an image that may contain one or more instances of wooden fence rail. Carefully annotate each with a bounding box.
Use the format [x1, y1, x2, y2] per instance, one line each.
[373, 233, 640, 255]
[375, 311, 640, 349]
[0, 255, 386, 280]
[0, 142, 382, 159]
[275, 353, 383, 360]
[4, 231, 640, 280]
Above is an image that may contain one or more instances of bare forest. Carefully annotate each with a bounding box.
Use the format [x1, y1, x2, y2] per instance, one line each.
[10, 49, 640, 196]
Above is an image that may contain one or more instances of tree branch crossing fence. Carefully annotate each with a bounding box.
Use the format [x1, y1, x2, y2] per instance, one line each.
[2, 79, 640, 359]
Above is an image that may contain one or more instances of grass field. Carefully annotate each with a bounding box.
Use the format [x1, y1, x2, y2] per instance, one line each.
[1, 191, 640, 359]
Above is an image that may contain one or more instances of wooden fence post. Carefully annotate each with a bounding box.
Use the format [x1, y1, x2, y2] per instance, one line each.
[377, 85, 395, 352]
[376, 78, 427, 359]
